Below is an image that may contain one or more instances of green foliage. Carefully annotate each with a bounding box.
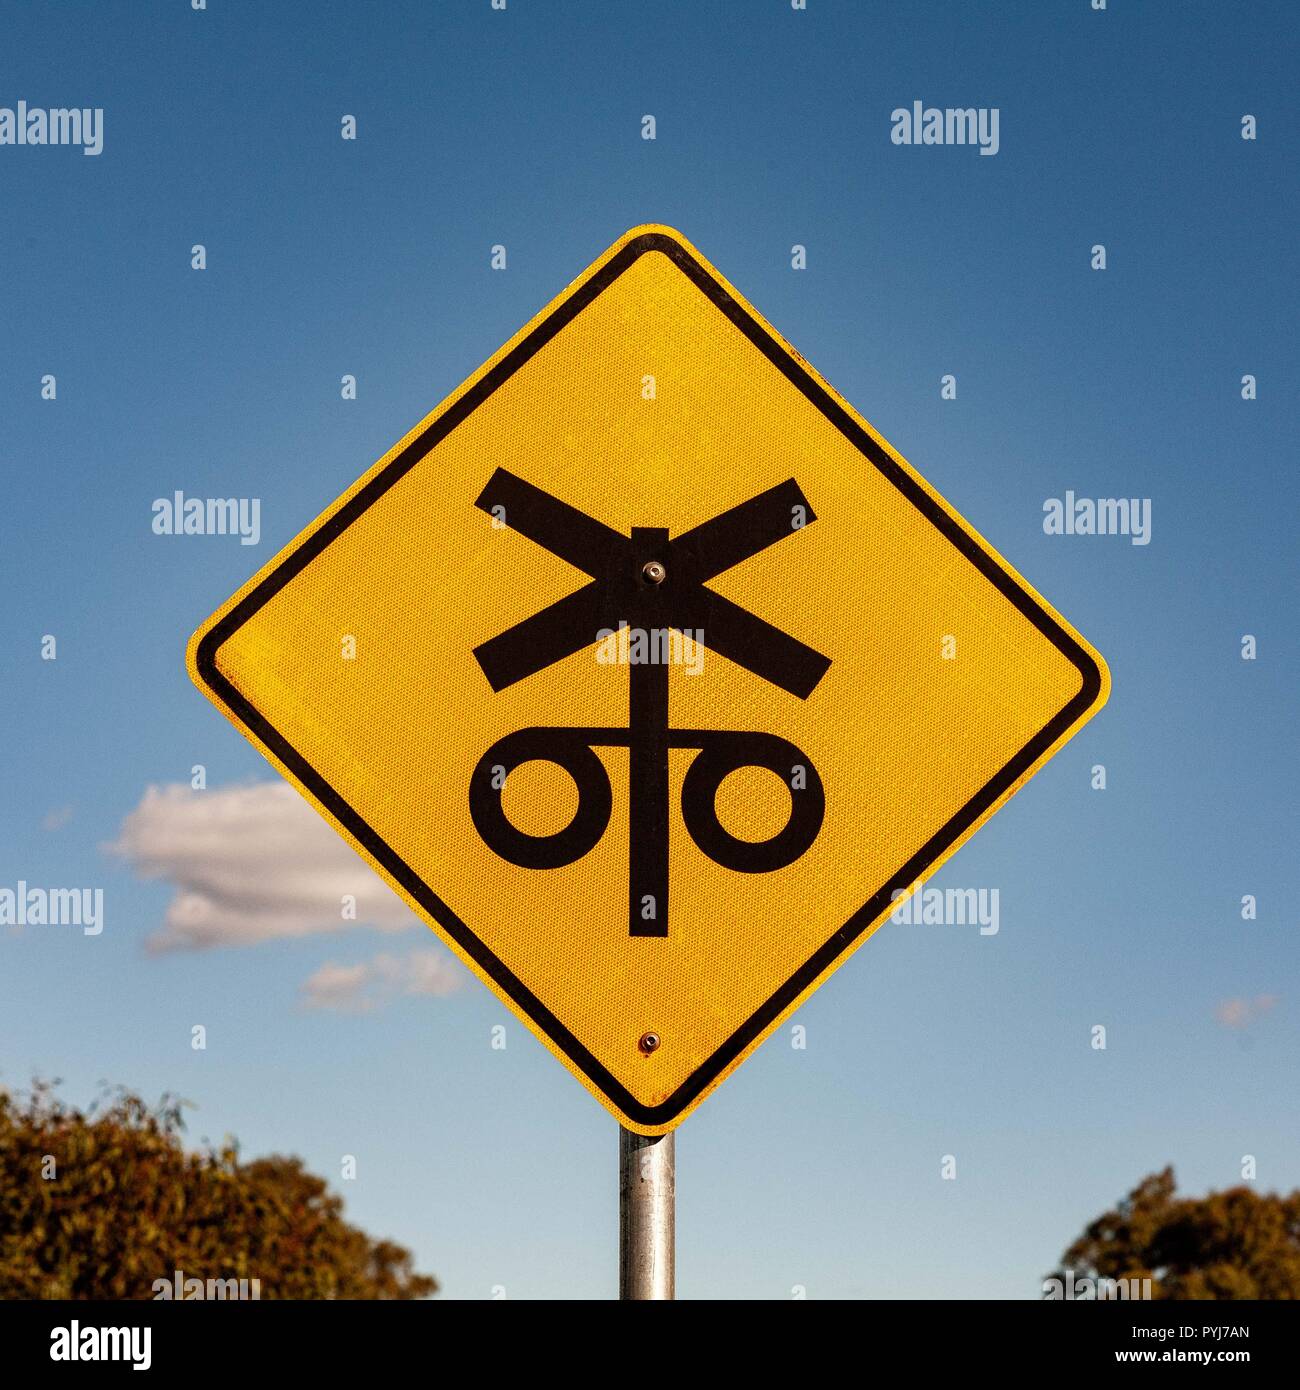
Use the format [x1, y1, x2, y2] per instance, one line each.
[1052, 1166, 1300, 1299]
[0, 1081, 436, 1300]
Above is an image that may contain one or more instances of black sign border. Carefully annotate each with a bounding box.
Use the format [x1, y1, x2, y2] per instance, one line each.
[196, 230, 1104, 1129]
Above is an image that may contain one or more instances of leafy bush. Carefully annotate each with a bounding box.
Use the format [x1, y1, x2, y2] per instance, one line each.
[1051, 1166, 1300, 1299]
[0, 1082, 436, 1300]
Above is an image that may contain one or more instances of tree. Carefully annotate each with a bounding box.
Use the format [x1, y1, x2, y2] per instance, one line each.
[1050, 1166, 1300, 1299]
[0, 1082, 436, 1299]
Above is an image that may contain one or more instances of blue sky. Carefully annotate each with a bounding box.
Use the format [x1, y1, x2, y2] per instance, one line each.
[1, 0, 1296, 1298]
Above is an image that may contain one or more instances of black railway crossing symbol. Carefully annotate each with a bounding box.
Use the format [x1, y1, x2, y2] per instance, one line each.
[468, 468, 831, 937]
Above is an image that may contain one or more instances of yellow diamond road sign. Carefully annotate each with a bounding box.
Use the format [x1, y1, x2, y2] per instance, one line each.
[189, 225, 1109, 1134]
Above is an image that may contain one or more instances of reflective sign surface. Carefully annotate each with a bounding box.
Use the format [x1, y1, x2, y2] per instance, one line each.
[189, 225, 1109, 1133]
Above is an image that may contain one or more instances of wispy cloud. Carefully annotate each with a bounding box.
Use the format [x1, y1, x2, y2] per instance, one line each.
[1214, 995, 1279, 1029]
[301, 949, 463, 1013]
[108, 782, 419, 951]
[42, 805, 74, 831]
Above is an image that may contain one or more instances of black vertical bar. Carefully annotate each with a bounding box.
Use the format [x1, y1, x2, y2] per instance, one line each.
[628, 528, 670, 937]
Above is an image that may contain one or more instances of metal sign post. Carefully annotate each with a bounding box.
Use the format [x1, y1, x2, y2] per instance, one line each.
[619, 1127, 674, 1299]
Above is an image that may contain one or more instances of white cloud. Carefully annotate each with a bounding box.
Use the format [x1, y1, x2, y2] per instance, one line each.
[301, 949, 463, 1013]
[42, 805, 74, 831]
[1214, 994, 1278, 1029]
[108, 781, 420, 951]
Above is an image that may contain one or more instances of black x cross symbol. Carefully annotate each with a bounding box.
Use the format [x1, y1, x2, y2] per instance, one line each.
[472, 469, 830, 697]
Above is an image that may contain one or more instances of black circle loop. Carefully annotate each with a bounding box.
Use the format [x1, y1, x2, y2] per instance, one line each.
[469, 727, 612, 870]
[680, 732, 825, 874]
